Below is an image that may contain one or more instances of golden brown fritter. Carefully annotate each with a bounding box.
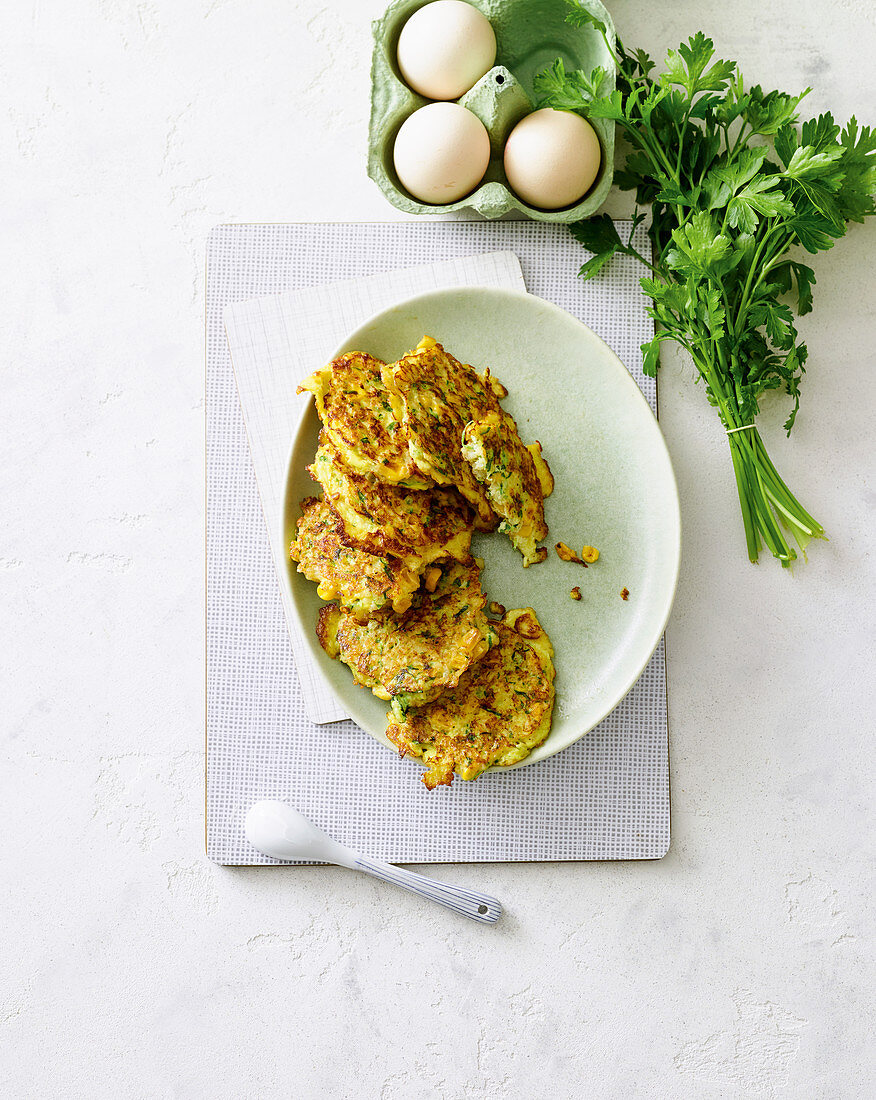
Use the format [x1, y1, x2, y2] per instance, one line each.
[308, 433, 474, 572]
[290, 497, 419, 619]
[381, 337, 501, 530]
[462, 410, 552, 566]
[298, 351, 428, 486]
[316, 558, 496, 714]
[385, 607, 555, 789]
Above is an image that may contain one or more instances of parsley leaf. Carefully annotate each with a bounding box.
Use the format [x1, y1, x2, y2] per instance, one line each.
[661, 33, 736, 99]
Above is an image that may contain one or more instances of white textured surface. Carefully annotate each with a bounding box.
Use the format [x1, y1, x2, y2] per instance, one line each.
[2, 1, 874, 1097]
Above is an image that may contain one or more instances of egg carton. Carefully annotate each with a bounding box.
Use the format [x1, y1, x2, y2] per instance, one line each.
[368, 0, 616, 221]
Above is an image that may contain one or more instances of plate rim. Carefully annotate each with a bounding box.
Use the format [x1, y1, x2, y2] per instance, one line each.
[280, 285, 681, 770]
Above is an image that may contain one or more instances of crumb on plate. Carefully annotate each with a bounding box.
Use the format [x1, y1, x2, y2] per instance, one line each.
[555, 542, 587, 566]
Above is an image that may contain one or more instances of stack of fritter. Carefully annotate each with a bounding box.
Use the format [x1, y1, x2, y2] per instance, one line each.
[291, 337, 556, 789]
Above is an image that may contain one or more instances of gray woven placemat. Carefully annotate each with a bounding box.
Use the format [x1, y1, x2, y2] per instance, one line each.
[206, 221, 669, 864]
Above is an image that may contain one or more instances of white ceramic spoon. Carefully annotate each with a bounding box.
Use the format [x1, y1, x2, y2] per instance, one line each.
[245, 799, 502, 924]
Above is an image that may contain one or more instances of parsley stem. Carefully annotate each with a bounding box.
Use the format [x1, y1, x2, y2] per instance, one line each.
[621, 244, 660, 274]
[750, 432, 823, 536]
[728, 436, 761, 561]
[684, 344, 822, 564]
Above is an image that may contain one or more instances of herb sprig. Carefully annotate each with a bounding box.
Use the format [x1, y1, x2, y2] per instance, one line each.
[535, 4, 876, 566]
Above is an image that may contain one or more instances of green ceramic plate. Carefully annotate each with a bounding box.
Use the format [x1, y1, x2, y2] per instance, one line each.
[282, 287, 680, 773]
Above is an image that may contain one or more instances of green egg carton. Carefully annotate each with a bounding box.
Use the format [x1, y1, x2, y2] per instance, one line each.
[368, 0, 616, 221]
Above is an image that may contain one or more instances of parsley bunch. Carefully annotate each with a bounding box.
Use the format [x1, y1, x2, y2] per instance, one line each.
[535, 5, 876, 566]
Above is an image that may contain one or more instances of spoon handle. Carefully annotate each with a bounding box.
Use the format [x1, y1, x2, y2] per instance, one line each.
[352, 856, 502, 924]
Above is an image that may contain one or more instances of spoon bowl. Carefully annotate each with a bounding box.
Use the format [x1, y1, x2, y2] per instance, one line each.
[245, 799, 502, 924]
[245, 799, 350, 865]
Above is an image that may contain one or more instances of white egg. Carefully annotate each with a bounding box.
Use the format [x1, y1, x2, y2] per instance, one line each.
[504, 108, 602, 210]
[393, 102, 491, 205]
[397, 0, 496, 101]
